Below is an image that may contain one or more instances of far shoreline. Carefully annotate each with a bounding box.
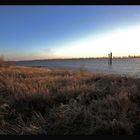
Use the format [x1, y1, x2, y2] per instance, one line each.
[6, 56, 140, 63]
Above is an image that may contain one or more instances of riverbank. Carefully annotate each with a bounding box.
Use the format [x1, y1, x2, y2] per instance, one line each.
[0, 66, 140, 135]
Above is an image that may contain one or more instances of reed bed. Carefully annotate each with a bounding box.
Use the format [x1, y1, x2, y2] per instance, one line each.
[0, 66, 140, 135]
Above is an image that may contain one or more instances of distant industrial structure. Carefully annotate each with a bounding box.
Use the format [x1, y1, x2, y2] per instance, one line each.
[108, 52, 112, 65]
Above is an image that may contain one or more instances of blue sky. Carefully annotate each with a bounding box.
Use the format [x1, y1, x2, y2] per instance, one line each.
[1, 6, 140, 60]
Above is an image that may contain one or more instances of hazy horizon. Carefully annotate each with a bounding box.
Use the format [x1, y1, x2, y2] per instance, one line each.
[1, 6, 140, 61]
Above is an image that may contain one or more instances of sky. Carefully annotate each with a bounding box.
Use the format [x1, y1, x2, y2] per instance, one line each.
[1, 6, 140, 60]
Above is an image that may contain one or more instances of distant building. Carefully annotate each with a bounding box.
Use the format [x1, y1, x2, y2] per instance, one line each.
[108, 52, 112, 65]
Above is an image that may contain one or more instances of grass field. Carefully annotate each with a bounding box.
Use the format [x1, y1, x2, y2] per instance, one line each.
[0, 65, 140, 135]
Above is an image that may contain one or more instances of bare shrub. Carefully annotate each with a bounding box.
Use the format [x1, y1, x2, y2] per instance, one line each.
[0, 57, 4, 67]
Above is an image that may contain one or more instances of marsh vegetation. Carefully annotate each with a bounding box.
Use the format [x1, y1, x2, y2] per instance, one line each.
[0, 64, 140, 135]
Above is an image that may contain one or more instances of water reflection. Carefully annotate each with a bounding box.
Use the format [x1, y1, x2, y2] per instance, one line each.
[16, 58, 140, 77]
[108, 64, 112, 71]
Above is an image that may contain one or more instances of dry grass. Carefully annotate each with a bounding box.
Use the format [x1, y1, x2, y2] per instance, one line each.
[0, 65, 140, 135]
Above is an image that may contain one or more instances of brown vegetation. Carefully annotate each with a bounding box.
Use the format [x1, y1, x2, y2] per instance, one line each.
[0, 57, 4, 67]
[0, 57, 15, 68]
[0, 66, 140, 135]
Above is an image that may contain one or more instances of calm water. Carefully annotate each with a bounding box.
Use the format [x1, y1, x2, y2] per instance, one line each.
[16, 58, 140, 78]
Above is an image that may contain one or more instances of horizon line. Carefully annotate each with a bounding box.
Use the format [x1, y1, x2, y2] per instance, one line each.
[6, 55, 140, 62]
